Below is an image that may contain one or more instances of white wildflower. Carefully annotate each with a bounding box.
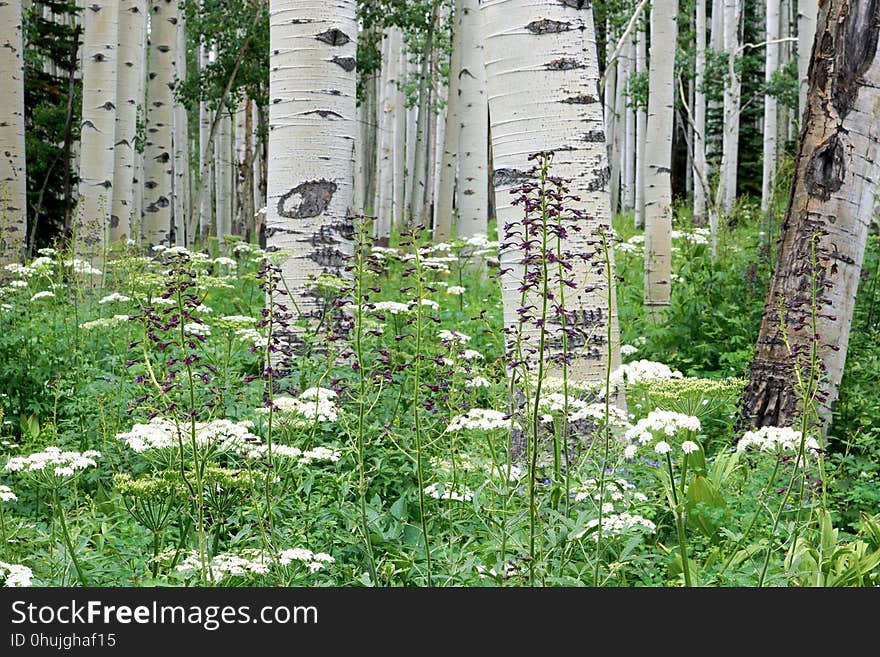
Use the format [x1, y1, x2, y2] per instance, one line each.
[98, 292, 131, 304]
[438, 329, 471, 343]
[0, 562, 33, 587]
[465, 376, 493, 389]
[460, 349, 484, 361]
[445, 286, 466, 296]
[654, 441, 672, 455]
[681, 441, 700, 454]
[446, 409, 511, 432]
[736, 426, 820, 456]
[29, 291, 54, 301]
[0, 485, 17, 502]
[183, 322, 211, 337]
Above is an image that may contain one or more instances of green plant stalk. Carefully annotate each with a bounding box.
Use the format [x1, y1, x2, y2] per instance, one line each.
[594, 226, 615, 587]
[716, 455, 781, 579]
[353, 222, 378, 585]
[411, 232, 433, 586]
[0, 504, 8, 554]
[53, 488, 88, 586]
[666, 453, 692, 587]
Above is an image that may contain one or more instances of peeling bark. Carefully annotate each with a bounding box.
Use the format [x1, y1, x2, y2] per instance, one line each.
[744, 0, 880, 429]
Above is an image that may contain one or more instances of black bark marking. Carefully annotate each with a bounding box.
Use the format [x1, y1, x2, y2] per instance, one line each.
[561, 93, 598, 104]
[278, 180, 337, 219]
[526, 19, 571, 34]
[832, 0, 880, 119]
[157, 45, 171, 54]
[316, 29, 350, 47]
[331, 56, 356, 72]
[99, 179, 112, 189]
[93, 53, 106, 62]
[101, 101, 115, 111]
[557, 0, 591, 8]
[303, 110, 343, 119]
[586, 165, 611, 192]
[109, 214, 119, 228]
[581, 129, 606, 142]
[546, 57, 582, 70]
[493, 168, 532, 187]
[806, 134, 846, 201]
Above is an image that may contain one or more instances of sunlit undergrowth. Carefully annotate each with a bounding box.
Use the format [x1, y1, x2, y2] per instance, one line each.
[0, 195, 879, 587]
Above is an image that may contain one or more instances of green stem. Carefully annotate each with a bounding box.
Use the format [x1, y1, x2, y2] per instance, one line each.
[53, 489, 88, 586]
[666, 453, 691, 587]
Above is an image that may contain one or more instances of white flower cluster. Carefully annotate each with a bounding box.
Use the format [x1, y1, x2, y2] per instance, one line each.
[116, 418, 260, 454]
[610, 360, 683, 387]
[574, 477, 648, 504]
[424, 482, 474, 502]
[537, 394, 630, 427]
[619, 344, 639, 357]
[176, 552, 269, 580]
[465, 376, 493, 389]
[80, 315, 130, 330]
[244, 443, 341, 466]
[445, 286, 466, 296]
[234, 328, 267, 348]
[370, 301, 410, 315]
[438, 329, 471, 343]
[574, 513, 657, 539]
[258, 387, 339, 424]
[671, 229, 710, 245]
[736, 426, 820, 456]
[99, 292, 131, 304]
[64, 259, 102, 276]
[183, 322, 211, 337]
[5, 447, 100, 478]
[446, 409, 511, 433]
[30, 291, 55, 302]
[460, 349, 484, 361]
[278, 548, 335, 572]
[0, 562, 33, 587]
[624, 410, 701, 446]
[0, 484, 17, 502]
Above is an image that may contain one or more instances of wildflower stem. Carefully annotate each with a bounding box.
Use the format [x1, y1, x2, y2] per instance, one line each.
[53, 488, 88, 586]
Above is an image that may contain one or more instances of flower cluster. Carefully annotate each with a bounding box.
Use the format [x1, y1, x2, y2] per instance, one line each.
[257, 387, 340, 426]
[0, 562, 33, 587]
[424, 482, 474, 502]
[736, 426, 820, 456]
[0, 484, 17, 502]
[610, 360, 683, 387]
[243, 443, 341, 466]
[537, 393, 630, 427]
[116, 418, 260, 454]
[573, 513, 657, 540]
[176, 547, 334, 581]
[624, 410, 701, 445]
[445, 409, 512, 433]
[5, 447, 100, 479]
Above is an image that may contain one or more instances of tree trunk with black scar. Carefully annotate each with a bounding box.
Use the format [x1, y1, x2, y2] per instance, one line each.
[76, 0, 119, 263]
[744, 0, 880, 430]
[643, 0, 676, 314]
[266, 0, 356, 330]
[143, 0, 178, 249]
[481, 0, 623, 384]
[0, 0, 27, 264]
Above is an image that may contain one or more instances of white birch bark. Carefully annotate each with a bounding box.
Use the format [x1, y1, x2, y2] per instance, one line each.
[110, 0, 146, 246]
[634, 25, 647, 229]
[761, 0, 780, 212]
[0, 0, 27, 263]
[143, 0, 178, 249]
[716, 0, 741, 216]
[797, 0, 818, 121]
[693, 0, 707, 224]
[375, 29, 401, 243]
[746, 0, 880, 426]
[707, 0, 723, 167]
[456, 0, 488, 239]
[622, 34, 635, 214]
[644, 0, 677, 313]
[392, 38, 407, 235]
[434, 0, 462, 242]
[172, 9, 188, 246]
[267, 0, 357, 326]
[481, 0, 622, 383]
[76, 0, 119, 261]
[215, 109, 232, 244]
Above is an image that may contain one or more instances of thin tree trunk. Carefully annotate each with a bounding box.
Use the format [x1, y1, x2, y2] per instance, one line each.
[744, 0, 880, 428]
[408, 1, 439, 226]
[456, 0, 488, 239]
[644, 0, 677, 314]
[143, 0, 178, 249]
[797, 0, 818, 122]
[0, 0, 27, 264]
[215, 109, 232, 244]
[761, 0, 780, 212]
[716, 0, 741, 216]
[172, 9, 188, 246]
[76, 0, 119, 262]
[375, 28, 401, 243]
[634, 25, 647, 230]
[693, 0, 707, 225]
[434, 0, 462, 242]
[623, 34, 636, 214]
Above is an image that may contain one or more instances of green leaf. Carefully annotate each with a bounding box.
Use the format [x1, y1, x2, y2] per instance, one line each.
[686, 474, 727, 541]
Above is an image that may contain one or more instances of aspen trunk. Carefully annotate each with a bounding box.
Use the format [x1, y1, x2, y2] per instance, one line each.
[375, 29, 401, 242]
[693, 0, 708, 224]
[761, 0, 780, 212]
[267, 0, 357, 326]
[797, 0, 818, 121]
[744, 0, 880, 428]
[76, 0, 119, 262]
[434, 0, 462, 242]
[215, 109, 232, 244]
[143, 0, 178, 249]
[634, 25, 647, 230]
[172, 9, 188, 246]
[643, 0, 677, 313]
[716, 0, 741, 216]
[622, 34, 635, 214]
[0, 0, 27, 263]
[481, 0, 623, 383]
[456, 0, 488, 239]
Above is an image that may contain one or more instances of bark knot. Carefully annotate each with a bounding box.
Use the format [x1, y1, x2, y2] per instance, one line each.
[278, 180, 338, 219]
